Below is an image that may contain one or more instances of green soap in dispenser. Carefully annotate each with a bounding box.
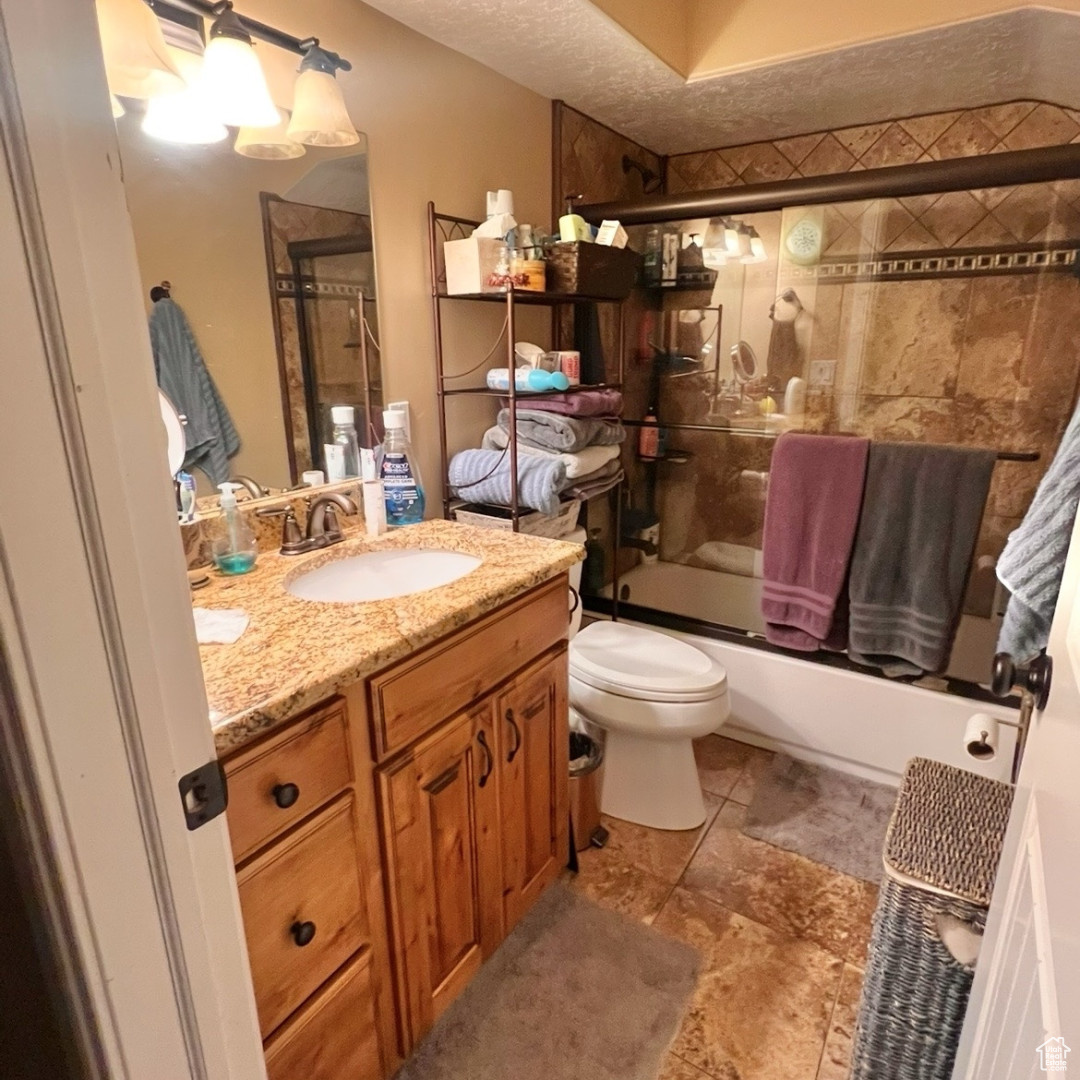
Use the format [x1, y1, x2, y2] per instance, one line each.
[210, 482, 258, 575]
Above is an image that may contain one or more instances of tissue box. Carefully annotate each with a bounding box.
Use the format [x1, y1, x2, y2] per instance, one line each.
[444, 237, 507, 295]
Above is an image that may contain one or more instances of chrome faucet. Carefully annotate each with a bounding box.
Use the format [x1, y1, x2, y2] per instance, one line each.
[228, 475, 267, 499]
[279, 492, 359, 555]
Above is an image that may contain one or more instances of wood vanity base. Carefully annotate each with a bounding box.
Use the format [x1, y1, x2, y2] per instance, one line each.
[221, 576, 570, 1077]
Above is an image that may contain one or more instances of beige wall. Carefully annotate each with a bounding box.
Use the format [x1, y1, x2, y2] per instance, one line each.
[588, 0, 692, 74]
[254, 0, 552, 506]
[586, 1, 1080, 81]
[120, 0, 551, 503]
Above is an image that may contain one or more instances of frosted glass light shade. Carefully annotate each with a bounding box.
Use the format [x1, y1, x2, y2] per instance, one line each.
[288, 68, 358, 147]
[110, 93, 125, 119]
[95, 0, 184, 99]
[702, 220, 728, 269]
[200, 35, 279, 128]
[142, 51, 227, 145]
[235, 108, 305, 159]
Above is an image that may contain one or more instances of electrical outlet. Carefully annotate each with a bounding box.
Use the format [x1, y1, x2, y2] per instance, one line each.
[808, 360, 836, 388]
[387, 400, 411, 442]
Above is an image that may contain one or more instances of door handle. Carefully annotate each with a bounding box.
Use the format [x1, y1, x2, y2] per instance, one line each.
[991, 652, 1053, 710]
[477, 730, 493, 787]
[505, 708, 522, 762]
[424, 763, 460, 795]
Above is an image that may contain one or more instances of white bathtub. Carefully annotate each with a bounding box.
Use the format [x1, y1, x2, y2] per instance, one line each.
[602, 561, 1017, 784]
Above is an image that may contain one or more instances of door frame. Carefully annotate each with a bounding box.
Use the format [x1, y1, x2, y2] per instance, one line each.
[0, 0, 265, 1076]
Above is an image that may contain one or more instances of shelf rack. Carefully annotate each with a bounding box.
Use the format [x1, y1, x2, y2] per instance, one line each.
[427, 202, 628, 531]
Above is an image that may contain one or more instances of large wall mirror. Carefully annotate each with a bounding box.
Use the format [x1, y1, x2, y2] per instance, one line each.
[117, 94, 381, 495]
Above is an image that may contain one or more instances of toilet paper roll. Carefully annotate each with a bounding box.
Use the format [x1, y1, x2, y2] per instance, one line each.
[964, 713, 999, 761]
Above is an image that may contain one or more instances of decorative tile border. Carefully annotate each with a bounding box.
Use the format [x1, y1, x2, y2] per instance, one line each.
[275, 276, 368, 299]
[786, 244, 1079, 284]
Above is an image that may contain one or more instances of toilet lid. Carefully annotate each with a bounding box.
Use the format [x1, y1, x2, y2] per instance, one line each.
[570, 622, 728, 703]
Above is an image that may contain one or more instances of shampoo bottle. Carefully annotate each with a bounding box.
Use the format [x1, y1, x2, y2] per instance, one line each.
[210, 482, 258, 575]
[380, 409, 425, 526]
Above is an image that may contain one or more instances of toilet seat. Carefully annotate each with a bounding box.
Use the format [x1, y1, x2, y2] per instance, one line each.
[570, 622, 728, 704]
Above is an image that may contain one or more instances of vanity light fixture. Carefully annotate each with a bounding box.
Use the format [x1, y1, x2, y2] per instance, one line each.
[95, 0, 184, 99]
[141, 46, 227, 143]
[200, 4, 279, 128]
[287, 44, 358, 147]
[111, 93, 126, 118]
[235, 108, 305, 159]
[701, 219, 728, 269]
[745, 226, 768, 263]
[723, 219, 742, 256]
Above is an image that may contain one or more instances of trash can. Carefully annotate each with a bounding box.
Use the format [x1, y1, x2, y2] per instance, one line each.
[568, 708, 607, 851]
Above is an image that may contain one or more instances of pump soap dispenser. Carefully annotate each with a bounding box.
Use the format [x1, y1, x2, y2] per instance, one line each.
[210, 482, 258, 575]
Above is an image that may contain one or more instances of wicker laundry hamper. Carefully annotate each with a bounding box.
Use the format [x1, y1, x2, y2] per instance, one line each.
[851, 757, 1013, 1080]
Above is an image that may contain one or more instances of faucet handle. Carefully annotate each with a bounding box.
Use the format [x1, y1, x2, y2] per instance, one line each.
[279, 509, 310, 556]
[321, 504, 343, 541]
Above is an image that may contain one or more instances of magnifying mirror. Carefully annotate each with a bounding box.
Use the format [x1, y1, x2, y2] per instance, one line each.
[731, 340, 758, 383]
[159, 389, 186, 477]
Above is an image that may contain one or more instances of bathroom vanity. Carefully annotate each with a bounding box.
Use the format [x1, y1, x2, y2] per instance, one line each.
[201, 521, 580, 1078]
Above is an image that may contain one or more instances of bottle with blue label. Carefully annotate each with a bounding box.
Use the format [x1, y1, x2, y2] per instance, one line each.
[380, 409, 425, 526]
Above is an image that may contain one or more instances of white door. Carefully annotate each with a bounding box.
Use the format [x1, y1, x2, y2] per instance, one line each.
[954, 511, 1080, 1076]
[0, 1, 264, 1077]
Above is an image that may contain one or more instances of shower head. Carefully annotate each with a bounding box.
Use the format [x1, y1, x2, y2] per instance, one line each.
[622, 155, 663, 195]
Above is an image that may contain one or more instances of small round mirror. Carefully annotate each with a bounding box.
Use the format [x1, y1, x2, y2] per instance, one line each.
[159, 390, 187, 477]
[731, 340, 757, 383]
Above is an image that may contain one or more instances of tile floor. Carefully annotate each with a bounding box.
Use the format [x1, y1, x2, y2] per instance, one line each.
[567, 735, 876, 1080]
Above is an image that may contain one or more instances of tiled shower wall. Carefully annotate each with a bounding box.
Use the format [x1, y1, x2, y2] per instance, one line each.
[559, 99, 1080, 623]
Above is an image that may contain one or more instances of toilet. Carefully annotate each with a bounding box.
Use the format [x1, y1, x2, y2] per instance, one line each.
[567, 535, 731, 831]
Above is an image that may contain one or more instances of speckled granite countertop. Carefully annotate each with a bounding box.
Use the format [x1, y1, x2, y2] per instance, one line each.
[198, 520, 583, 756]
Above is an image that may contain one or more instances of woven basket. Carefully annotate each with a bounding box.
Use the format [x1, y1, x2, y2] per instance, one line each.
[851, 758, 1013, 1080]
[452, 499, 582, 540]
[546, 243, 641, 300]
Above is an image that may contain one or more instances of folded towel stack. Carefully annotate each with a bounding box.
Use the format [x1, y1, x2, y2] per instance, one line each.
[449, 391, 625, 518]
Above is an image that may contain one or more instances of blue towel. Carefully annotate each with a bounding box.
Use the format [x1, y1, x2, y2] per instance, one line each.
[997, 404, 1080, 661]
[149, 298, 239, 485]
[449, 450, 567, 516]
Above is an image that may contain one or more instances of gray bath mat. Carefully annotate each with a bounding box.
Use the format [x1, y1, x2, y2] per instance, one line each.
[397, 884, 700, 1080]
[742, 754, 897, 883]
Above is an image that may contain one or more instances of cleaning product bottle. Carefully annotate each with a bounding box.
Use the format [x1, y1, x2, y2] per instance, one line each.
[559, 196, 593, 244]
[380, 409, 425, 526]
[330, 405, 361, 478]
[210, 482, 258, 574]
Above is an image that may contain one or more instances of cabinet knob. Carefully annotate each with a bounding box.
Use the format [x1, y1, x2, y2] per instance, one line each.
[290, 920, 316, 947]
[272, 782, 300, 809]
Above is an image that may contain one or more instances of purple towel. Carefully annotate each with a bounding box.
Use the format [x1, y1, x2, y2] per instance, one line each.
[499, 388, 622, 417]
[762, 433, 870, 651]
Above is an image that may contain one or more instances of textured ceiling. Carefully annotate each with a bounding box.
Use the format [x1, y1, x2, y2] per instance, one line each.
[359, 1, 1080, 155]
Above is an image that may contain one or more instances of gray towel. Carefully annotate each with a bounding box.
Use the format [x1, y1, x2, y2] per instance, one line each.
[997, 405, 1080, 661]
[149, 298, 239, 485]
[449, 449, 567, 516]
[496, 409, 624, 453]
[848, 442, 995, 674]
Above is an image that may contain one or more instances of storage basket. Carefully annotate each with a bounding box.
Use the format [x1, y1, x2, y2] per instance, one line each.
[851, 758, 1013, 1080]
[452, 499, 582, 540]
[546, 243, 642, 300]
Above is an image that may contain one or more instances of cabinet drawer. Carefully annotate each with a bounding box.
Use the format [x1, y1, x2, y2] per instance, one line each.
[225, 699, 351, 863]
[369, 576, 567, 759]
[238, 794, 369, 1037]
[263, 951, 382, 1080]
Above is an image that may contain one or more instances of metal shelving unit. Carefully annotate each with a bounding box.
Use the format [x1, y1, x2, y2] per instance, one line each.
[427, 202, 628, 532]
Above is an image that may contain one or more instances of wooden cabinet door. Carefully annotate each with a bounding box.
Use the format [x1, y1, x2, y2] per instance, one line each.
[496, 648, 569, 930]
[377, 702, 502, 1051]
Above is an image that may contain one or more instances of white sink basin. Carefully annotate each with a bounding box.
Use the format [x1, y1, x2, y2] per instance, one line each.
[286, 548, 482, 603]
